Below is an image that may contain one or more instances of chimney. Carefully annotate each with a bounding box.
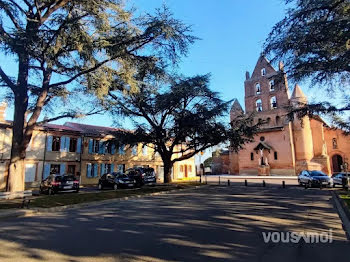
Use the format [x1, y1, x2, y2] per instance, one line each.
[0, 102, 7, 123]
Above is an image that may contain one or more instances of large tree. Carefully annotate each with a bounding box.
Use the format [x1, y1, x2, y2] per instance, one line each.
[264, 0, 350, 130]
[0, 1, 195, 191]
[107, 74, 259, 183]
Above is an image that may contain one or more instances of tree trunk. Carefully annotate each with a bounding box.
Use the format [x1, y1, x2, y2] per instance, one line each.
[6, 53, 29, 192]
[163, 158, 173, 184]
[7, 93, 28, 192]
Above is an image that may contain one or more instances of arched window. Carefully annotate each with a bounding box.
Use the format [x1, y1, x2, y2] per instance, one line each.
[255, 83, 261, 94]
[250, 152, 254, 161]
[256, 99, 262, 112]
[332, 138, 337, 149]
[274, 152, 278, 160]
[261, 68, 266, 76]
[269, 80, 275, 91]
[266, 117, 271, 124]
[270, 96, 277, 109]
[276, 116, 281, 125]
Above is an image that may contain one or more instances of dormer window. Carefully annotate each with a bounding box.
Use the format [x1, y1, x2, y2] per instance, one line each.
[256, 99, 262, 112]
[270, 96, 277, 109]
[261, 68, 266, 76]
[255, 83, 261, 94]
[269, 80, 275, 91]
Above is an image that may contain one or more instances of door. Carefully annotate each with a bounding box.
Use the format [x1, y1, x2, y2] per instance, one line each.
[184, 165, 188, 178]
[332, 154, 343, 173]
[25, 163, 36, 182]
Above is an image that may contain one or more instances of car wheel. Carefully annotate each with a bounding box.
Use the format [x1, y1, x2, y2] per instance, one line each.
[98, 183, 103, 190]
[48, 188, 54, 195]
[298, 179, 302, 186]
[114, 184, 118, 191]
[308, 181, 312, 188]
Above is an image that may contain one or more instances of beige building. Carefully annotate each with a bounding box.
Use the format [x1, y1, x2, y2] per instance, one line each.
[0, 106, 196, 190]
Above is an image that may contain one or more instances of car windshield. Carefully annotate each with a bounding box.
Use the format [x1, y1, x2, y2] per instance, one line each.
[142, 168, 154, 174]
[55, 175, 76, 182]
[117, 174, 128, 179]
[309, 171, 327, 177]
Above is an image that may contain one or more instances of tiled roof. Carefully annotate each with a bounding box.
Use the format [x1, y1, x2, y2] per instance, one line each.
[64, 122, 127, 135]
[43, 123, 81, 132]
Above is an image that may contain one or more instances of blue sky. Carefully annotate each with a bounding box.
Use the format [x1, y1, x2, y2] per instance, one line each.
[2, 0, 315, 128]
[88, 0, 290, 127]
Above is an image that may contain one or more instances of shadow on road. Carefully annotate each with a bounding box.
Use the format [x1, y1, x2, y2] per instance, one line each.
[0, 186, 348, 262]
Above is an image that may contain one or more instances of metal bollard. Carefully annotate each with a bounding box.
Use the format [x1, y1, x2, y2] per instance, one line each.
[282, 181, 286, 188]
[205, 175, 207, 185]
[320, 183, 323, 190]
[245, 179, 248, 186]
[263, 180, 266, 187]
[228, 179, 230, 186]
[219, 176, 221, 185]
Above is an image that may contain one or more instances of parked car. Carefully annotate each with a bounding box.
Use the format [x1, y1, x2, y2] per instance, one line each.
[40, 174, 79, 195]
[139, 167, 157, 185]
[332, 173, 349, 188]
[298, 170, 333, 187]
[125, 167, 156, 187]
[98, 172, 136, 190]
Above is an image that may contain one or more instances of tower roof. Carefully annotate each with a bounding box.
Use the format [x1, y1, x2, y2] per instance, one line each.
[249, 55, 277, 79]
[291, 84, 308, 105]
[291, 84, 307, 100]
[230, 99, 243, 112]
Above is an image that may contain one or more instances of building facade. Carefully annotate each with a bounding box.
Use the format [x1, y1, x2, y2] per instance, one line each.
[229, 56, 350, 176]
[0, 110, 196, 190]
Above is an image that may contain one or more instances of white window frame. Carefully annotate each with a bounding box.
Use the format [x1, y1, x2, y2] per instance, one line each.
[142, 145, 148, 156]
[255, 83, 261, 95]
[132, 145, 138, 156]
[261, 68, 266, 76]
[269, 80, 275, 91]
[270, 96, 277, 109]
[256, 99, 262, 112]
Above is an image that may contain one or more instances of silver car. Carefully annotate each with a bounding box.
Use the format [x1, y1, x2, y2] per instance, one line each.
[298, 170, 332, 188]
[332, 173, 349, 188]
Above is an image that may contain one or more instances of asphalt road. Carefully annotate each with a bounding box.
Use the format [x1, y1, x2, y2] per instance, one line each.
[0, 186, 348, 262]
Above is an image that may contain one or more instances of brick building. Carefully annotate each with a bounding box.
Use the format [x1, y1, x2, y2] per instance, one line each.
[229, 55, 350, 176]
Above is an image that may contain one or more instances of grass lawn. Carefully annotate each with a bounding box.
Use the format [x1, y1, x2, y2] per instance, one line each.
[0, 183, 202, 210]
[339, 191, 350, 209]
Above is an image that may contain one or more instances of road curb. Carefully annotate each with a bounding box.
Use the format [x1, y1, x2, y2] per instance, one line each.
[0, 185, 207, 219]
[331, 191, 350, 239]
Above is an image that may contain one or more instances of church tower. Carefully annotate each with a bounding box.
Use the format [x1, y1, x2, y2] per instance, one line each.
[290, 84, 330, 174]
[244, 55, 290, 127]
[230, 98, 244, 122]
[291, 84, 314, 165]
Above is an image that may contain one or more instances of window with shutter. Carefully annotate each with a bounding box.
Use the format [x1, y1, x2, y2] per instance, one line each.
[52, 136, 60, 151]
